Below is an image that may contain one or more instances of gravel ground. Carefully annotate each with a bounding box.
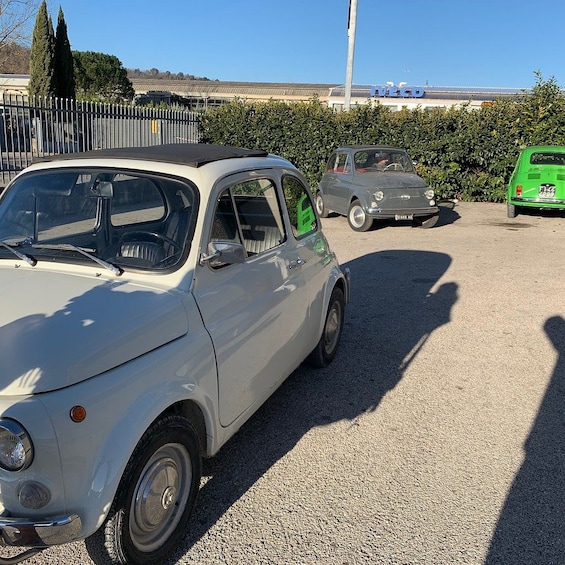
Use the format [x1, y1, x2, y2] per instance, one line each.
[11, 201, 565, 565]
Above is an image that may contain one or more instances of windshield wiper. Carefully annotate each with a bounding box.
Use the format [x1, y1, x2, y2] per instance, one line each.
[0, 240, 37, 266]
[30, 244, 122, 276]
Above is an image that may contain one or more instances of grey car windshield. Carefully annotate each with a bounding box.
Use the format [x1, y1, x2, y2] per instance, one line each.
[354, 150, 415, 173]
[0, 168, 196, 272]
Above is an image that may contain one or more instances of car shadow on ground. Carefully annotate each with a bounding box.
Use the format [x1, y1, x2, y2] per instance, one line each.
[485, 315, 565, 564]
[436, 200, 461, 227]
[169, 249, 458, 562]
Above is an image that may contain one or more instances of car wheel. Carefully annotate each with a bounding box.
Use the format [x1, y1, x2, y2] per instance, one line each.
[417, 213, 439, 229]
[315, 191, 329, 218]
[347, 200, 373, 232]
[85, 415, 201, 565]
[306, 286, 345, 368]
[507, 203, 517, 218]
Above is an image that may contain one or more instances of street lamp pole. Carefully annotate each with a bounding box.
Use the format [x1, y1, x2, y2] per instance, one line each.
[344, 0, 358, 110]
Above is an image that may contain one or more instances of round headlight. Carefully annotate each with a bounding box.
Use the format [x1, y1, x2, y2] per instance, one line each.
[0, 419, 33, 471]
[424, 189, 435, 200]
[373, 190, 384, 202]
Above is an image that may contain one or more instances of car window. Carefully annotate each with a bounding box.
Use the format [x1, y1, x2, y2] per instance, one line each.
[336, 153, 351, 174]
[282, 175, 317, 238]
[354, 150, 415, 173]
[209, 177, 285, 268]
[530, 152, 565, 166]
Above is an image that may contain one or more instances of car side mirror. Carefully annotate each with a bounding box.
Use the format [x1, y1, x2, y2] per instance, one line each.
[200, 240, 246, 267]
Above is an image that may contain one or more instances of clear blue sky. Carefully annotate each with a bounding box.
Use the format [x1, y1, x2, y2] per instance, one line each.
[55, 0, 564, 89]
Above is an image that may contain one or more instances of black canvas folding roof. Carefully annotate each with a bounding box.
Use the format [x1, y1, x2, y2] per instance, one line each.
[36, 143, 269, 168]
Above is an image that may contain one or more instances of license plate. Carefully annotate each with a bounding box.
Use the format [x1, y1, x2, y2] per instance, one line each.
[395, 214, 413, 220]
[539, 184, 556, 198]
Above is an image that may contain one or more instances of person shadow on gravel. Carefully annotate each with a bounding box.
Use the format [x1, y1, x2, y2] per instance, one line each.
[168, 249, 458, 563]
[486, 315, 565, 564]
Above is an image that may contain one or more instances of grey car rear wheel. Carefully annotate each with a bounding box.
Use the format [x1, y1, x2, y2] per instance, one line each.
[315, 191, 329, 218]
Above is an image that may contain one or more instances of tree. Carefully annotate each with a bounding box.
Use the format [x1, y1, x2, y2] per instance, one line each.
[0, 0, 39, 70]
[28, 0, 55, 97]
[73, 51, 135, 103]
[53, 6, 74, 98]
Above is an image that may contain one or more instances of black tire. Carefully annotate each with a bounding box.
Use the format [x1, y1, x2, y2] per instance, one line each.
[85, 415, 201, 565]
[507, 203, 517, 218]
[417, 213, 440, 229]
[347, 200, 373, 232]
[315, 191, 329, 218]
[306, 286, 345, 368]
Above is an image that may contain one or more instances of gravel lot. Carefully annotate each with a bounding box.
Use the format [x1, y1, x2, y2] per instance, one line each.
[13, 201, 565, 565]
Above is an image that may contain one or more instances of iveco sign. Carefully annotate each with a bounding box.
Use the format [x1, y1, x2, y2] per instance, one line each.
[370, 85, 425, 98]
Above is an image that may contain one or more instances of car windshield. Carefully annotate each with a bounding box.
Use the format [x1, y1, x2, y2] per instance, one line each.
[354, 149, 415, 173]
[529, 152, 565, 166]
[0, 168, 196, 272]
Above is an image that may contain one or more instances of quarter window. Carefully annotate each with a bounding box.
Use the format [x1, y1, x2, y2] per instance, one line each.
[336, 153, 351, 174]
[282, 176, 317, 238]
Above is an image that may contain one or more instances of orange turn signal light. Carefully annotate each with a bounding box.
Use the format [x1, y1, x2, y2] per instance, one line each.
[70, 405, 87, 423]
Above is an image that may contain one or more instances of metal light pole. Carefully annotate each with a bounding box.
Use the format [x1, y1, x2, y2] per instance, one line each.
[344, 0, 358, 110]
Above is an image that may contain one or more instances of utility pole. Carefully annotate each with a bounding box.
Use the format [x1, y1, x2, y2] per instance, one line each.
[344, 0, 358, 110]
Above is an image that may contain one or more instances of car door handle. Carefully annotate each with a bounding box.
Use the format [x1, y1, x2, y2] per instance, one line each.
[288, 257, 306, 269]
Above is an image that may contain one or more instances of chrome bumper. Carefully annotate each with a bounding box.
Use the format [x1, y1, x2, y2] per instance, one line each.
[0, 514, 81, 547]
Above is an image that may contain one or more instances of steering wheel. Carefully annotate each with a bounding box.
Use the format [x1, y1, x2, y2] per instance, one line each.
[118, 231, 180, 251]
[383, 163, 404, 172]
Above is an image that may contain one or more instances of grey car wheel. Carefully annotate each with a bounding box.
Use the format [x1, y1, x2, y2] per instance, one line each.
[347, 201, 373, 232]
[315, 192, 329, 218]
[507, 203, 517, 218]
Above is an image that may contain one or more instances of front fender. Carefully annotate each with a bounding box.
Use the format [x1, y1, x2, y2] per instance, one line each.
[38, 327, 218, 539]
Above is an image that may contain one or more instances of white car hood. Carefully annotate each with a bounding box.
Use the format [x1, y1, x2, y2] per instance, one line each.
[0, 268, 188, 395]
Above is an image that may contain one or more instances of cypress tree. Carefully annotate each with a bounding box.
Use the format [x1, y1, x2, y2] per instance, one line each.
[54, 7, 75, 98]
[28, 1, 56, 97]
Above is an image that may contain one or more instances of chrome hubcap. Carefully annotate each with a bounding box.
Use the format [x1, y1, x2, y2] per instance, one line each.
[350, 206, 365, 227]
[130, 444, 192, 552]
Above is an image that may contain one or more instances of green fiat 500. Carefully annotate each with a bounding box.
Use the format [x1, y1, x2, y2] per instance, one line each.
[507, 146, 565, 218]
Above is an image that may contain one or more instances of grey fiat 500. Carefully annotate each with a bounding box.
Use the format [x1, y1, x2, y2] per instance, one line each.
[315, 146, 439, 231]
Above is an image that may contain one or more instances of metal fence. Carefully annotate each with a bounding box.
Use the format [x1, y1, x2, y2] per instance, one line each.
[0, 94, 202, 187]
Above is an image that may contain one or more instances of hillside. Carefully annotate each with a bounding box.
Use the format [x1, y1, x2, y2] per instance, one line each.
[0, 42, 213, 81]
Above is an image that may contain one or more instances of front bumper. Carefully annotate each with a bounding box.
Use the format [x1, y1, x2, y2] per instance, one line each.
[0, 514, 81, 547]
[366, 206, 439, 219]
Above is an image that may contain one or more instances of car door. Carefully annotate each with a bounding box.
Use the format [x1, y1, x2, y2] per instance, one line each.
[322, 151, 352, 215]
[281, 173, 329, 337]
[192, 171, 311, 427]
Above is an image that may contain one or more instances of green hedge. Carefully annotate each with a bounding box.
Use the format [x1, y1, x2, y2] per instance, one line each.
[199, 74, 565, 202]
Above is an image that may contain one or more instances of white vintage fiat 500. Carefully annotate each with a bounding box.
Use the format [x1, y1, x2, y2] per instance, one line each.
[0, 144, 350, 564]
